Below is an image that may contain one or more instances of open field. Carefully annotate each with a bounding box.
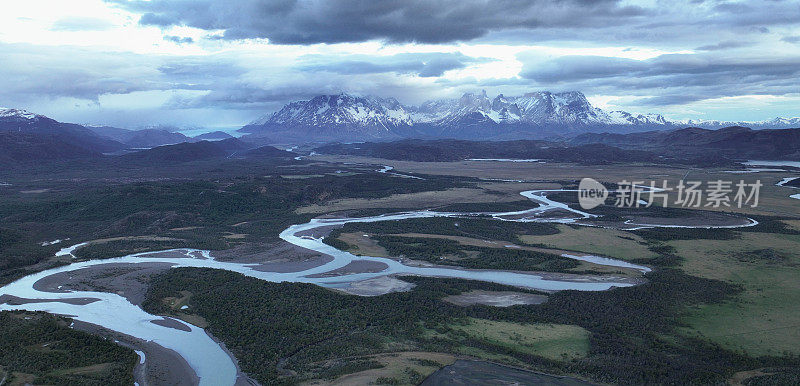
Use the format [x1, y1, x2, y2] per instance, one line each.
[422, 359, 593, 385]
[336, 232, 389, 256]
[302, 352, 457, 386]
[448, 318, 590, 361]
[519, 225, 658, 261]
[297, 184, 554, 214]
[671, 227, 800, 356]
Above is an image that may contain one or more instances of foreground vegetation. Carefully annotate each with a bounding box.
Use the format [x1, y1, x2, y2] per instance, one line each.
[0, 311, 137, 385]
[143, 265, 800, 385]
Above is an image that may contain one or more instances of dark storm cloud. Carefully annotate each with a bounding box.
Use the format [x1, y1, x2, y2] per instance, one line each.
[522, 54, 800, 84]
[475, 0, 800, 48]
[104, 0, 800, 48]
[299, 52, 491, 77]
[519, 53, 800, 105]
[106, 0, 646, 44]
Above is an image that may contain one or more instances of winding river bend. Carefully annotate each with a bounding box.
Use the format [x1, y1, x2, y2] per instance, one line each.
[0, 188, 757, 385]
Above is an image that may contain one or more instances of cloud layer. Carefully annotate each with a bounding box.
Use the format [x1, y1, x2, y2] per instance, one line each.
[109, 0, 646, 44]
[0, 0, 797, 126]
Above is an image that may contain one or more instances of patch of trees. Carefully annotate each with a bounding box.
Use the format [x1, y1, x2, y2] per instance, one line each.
[0, 228, 57, 281]
[583, 200, 718, 219]
[0, 311, 136, 385]
[371, 235, 579, 272]
[634, 227, 740, 241]
[737, 215, 800, 235]
[321, 236, 351, 251]
[439, 269, 797, 384]
[142, 268, 463, 384]
[333, 217, 560, 244]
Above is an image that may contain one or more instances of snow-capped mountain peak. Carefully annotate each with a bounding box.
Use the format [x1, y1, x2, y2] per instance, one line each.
[0, 107, 41, 121]
[239, 90, 800, 142]
[242, 93, 415, 141]
[676, 116, 800, 128]
[262, 93, 413, 128]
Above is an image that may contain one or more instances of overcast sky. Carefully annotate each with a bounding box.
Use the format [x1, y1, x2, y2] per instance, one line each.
[1, 0, 799, 128]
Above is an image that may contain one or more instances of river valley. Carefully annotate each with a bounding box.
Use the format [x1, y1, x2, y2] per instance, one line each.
[0, 187, 763, 385]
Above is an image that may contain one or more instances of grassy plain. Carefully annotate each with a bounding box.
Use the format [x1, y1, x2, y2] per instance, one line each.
[301, 352, 457, 386]
[297, 186, 540, 214]
[448, 318, 590, 361]
[671, 228, 800, 356]
[519, 225, 658, 261]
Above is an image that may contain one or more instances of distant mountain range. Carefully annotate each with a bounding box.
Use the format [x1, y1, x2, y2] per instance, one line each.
[240, 91, 800, 143]
[2, 97, 799, 166]
[0, 108, 128, 165]
[85, 125, 195, 148]
[0, 107, 248, 165]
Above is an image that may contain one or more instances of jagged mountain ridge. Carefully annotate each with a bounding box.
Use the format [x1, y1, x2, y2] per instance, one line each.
[409, 90, 666, 126]
[239, 91, 686, 142]
[243, 94, 415, 142]
[680, 117, 800, 129]
[240, 91, 800, 143]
